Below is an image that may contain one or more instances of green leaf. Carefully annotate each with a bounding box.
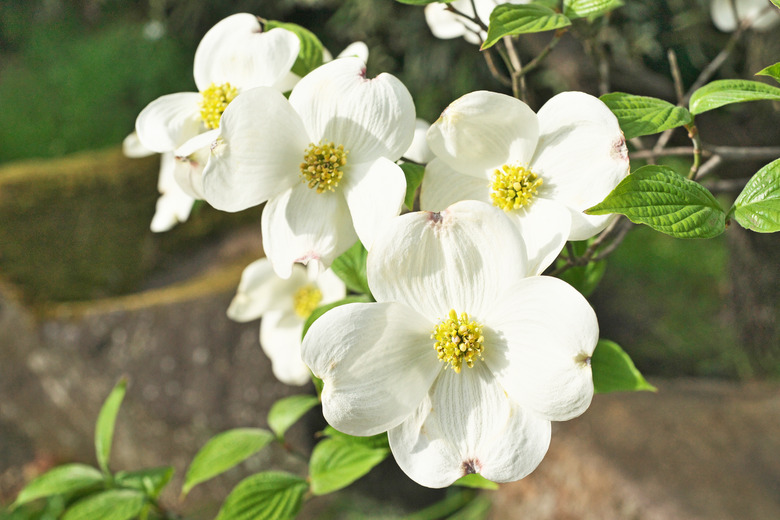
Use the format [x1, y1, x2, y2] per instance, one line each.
[482, 5, 571, 50]
[13, 464, 105, 508]
[264, 21, 324, 78]
[771, 0, 780, 9]
[268, 395, 320, 439]
[730, 158, 780, 232]
[309, 438, 389, 495]
[599, 92, 692, 140]
[756, 62, 780, 84]
[302, 295, 371, 340]
[585, 165, 726, 238]
[447, 495, 493, 520]
[61, 489, 146, 520]
[182, 428, 274, 496]
[400, 162, 425, 211]
[395, 0, 454, 4]
[592, 339, 655, 393]
[95, 378, 127, 475]
[453, 474, 499, 490]
[689, 79, 780, 115]
[216, 472, 307, 520]
[114, 467, 173, 499]
[321, 425, 390, 450]
[563, 0, 624, 19]
[330, 241, 371, 296]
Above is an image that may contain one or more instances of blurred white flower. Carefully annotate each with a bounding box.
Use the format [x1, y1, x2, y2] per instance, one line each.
[424, 0, 529, 44]
[710, 0, 780, 32]
[302, 200, 597, 488]
[229, 258, 345, 386]
[200, 57, 416, 278]
[404, 119, 435, 164]
[421, 90, 629, 274]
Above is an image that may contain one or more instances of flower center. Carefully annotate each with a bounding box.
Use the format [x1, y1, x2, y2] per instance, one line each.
[490, 164, 543, 212]
[199, 82, 238, 129]
[292, 285, 322, 319]
[431, 309, 485, 373]
[300, 141, 349, 193]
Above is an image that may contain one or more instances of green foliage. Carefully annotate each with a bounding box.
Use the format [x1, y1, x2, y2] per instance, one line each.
[688, 79, 780, 115]
[400, 162, 425, 210]
[592, 339, 656, 393]
[563, 0, 625, 19]
[453, 473, 499, 490]
[61, 490, 146, 520]
[309, 437, 390, 495]
[182, 428, 275, 496]
[302, 295, 372, 340]
[321, 425, 390, 450]
[446, 495, 493, 520]
[729, 158, 780, 233]
[268, 395, 320, 439]
[586, 165, 726, 238]
[95, 379, 127, 475]
[395, 0, 454, 4]
[264, 20, 324, 78]
[12, 465, 104, 508]
[482, 5, 571, 50]
[215, 472, 307, 520]
[756, 62, 780, 83]
[599, 92, 692, 139]
[114, 467, 173, 500]
[330, 241, 372, 296]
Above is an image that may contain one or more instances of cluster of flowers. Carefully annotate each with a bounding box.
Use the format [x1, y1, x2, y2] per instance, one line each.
[130, 12, 632, 488]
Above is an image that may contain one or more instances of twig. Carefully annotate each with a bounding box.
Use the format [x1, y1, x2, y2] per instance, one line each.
[667, 49, 685, 104]
[483, 49, 512, 87]
[502, 35, 527, 101]
[686, 125, 702, 179]
[696, 155, 724, 180]
[702, 177, 749, 193]
[630, 145, 780, 160]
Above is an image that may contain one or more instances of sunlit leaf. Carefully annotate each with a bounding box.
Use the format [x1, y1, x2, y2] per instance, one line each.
[182, 429, 274, 496]
[563, 0, 624, 19]
[599, 92, 691, 139]
[215, 472, 307, 520]
[264, 21, 324, 78]
[309, 438, 389, 495]
[400, 162, 425, 211]
[331, 241, 371, 296]
[114, 467, 173, 499]
[453, 474, 499, 490]
[268, 395, 320, 439]
[730, 158, 780, 232]
[482, 5, 571, 50]
[756, 62, 780, 84]
[321, 425, 389, 450]
[95, 378, 127, 475]
[61, 490, 145, 520]
[592, 339, 655, 393]
[689, 79, 780, 115]
[586, 165, 726, 238]
[13, 464, 104, 508]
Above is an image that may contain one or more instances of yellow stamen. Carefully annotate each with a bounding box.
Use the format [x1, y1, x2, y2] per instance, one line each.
[490, 164, 543, 212]
[293, 285, 322, 318]
[431, 309, 485, 373]
[300, 141, 349, 193]
[199, 82, 238, 129]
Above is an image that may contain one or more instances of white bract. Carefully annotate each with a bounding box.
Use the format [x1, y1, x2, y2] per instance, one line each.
[201, 57, 416, 278]
[228, 258, 345, 386]
[422, 90, 629, 274]
[425, 0, 528, 44]
[302, 200, 598, 488]
[134, 13, 300, 192]
[122, 132, 196, 232]
[710, 0, 780, 32]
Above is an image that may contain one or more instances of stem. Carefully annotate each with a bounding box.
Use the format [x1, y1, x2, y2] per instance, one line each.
[502, 35, 527, 101]
[630, 145, 780, 161]
[686, 124, 702, 180]
[667, 49, 685, 104]
[483, 48, 512, 87]
[519, 30, 566, 78]
[549, 217, 630, 277]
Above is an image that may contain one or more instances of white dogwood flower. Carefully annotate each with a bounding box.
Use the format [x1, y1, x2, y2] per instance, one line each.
[421, 90, 629, 274]
[135, 13, 300, 155]
[425, 0, 529, 44]
[710, 0, 780, 32]
[228, 258, 345, 386]
[302, 200, 598, 488]
[201, 57, 415, 278]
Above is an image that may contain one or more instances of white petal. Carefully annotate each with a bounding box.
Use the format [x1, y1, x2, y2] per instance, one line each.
[227, 259, 308, 322]
[288, 57, 416, 164]
[424, 1, 476, 40]
[260, 310, 311, 386]
[173, 134, 213, 199]
[201, 87, 308, 212]
[301, 301, 440, 435]
[404, 118, 435, 164]
[427, 91, 539, 178]
[261, 185, 358, 279]
[313, 267, 347, 304]
[419, 158, 490, 212]
[150, 153, 195, 232]
[531, 91, 630, 240]
[343, 158, 406, 250]
[368, 200, 527, 322]
[122, 132, 154, 158]
[336, 41, 369, 63]
[483, 276, 598, 421]
[135, 92, 203, 153]
[193, 15, 300, 91]
[388, 364, 551, 488]
[507, 198, 571, 276]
